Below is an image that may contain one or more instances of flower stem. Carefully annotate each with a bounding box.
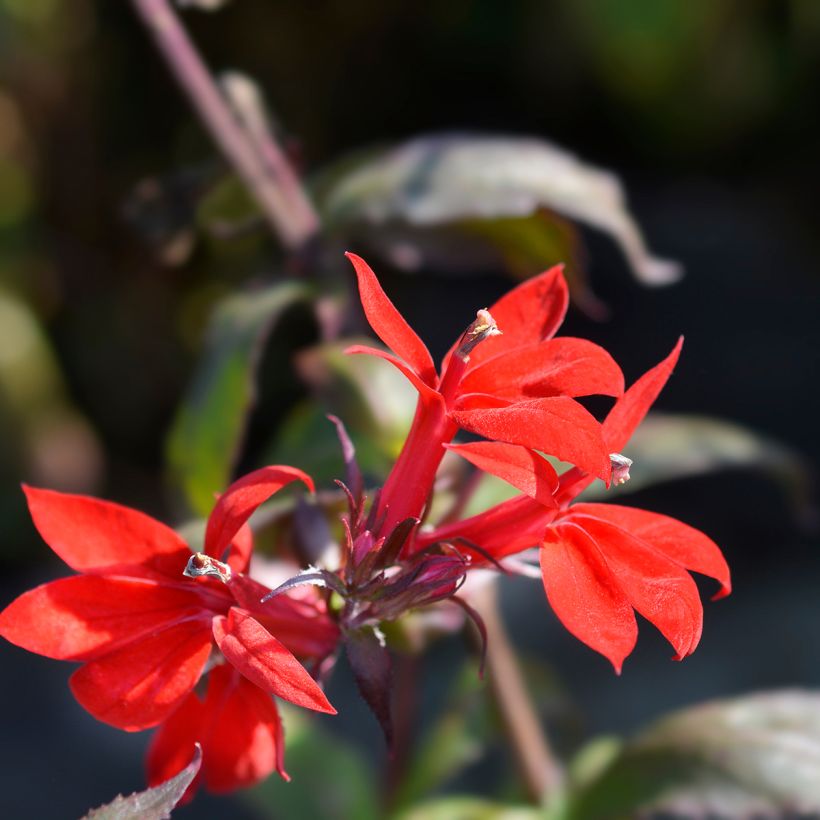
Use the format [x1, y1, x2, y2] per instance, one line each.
[471, 582, 564, 803]
[130, 0, 320, 248]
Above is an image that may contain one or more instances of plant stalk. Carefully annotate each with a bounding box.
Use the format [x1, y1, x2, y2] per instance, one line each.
[472, 582, 564, 803]
[130, 0, 320, 248]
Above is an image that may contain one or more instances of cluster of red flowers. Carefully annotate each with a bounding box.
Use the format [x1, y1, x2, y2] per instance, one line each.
[0, 253, 730, 797]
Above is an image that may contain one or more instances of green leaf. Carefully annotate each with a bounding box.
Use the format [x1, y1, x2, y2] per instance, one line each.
[81, 745, 200, 820]
[244, 708, 380, 820]
[317, 133, 680, 287]
[392, 662, 490, 811]
[394, 797, 545, 820]
[563, 690, 820, 819]
[580, 413, 807, 502]
[167, 281, 310, 515]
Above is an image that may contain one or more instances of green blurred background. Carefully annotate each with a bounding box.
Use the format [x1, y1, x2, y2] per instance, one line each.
[1, 1, 819, 817]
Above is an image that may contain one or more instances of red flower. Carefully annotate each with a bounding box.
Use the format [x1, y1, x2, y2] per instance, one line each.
[147, 664, 288, 799]
[344, 253, 623, 535]
[0, 466, 339, 735]
[419, 339, 731, 672]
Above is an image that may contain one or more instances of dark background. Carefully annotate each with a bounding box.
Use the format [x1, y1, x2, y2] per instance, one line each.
[0, 1, 818, 817]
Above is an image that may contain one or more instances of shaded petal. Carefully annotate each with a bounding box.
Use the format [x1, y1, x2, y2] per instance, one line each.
[562, 514, 703, 659]
[570, 503, 730, 599]
[205, 466, 314, 562]
[345, 252, 437, 386]
[145, 686, 204, 805]
[446, 441, 559, 506]
[461, 337, 624, 400]
[604, 338, 682, 452]
[540, 523, 637, 673]
[23, 486, 191, 580]
[344, 344, 444, 406]
[147, 665, 288, 798]
[228, 574, 340, 659]
[452, 396, 610, 480]
[69, 618, 213, 731]
[417, 494, 552, 560]
[212, 608, 336, 714]
[0, 576, 206, 661]
[226, 523, 254, 574]
[448, 265, 568, 371]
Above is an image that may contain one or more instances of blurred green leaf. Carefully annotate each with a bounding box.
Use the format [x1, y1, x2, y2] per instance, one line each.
[82, 745, 200, 820]
[245, 709, 379, 820]
[580, 413, 807, 503]
[394, 797, 544, 820]
[562, 690, 820, 819]
[167, 281, 310, 515]
[317, 133, 680, 287]
[393, 662, 490, 811]
[267, 339, 416, 486]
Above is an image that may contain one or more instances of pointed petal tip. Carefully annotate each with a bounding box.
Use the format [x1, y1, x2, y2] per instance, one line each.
[711, 582, 732, 601]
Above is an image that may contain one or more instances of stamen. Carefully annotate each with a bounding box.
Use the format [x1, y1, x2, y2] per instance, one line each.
[184, 552, 232, 583]
[609, 453, 633, 486]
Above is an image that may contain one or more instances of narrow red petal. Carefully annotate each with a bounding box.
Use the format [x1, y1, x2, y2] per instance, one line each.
[23, 486, 191, 580]
[146, 687, 205, 803]
[69, 619, 212, 730]
[345, 252, 437, 386]
[416, 494, 552, 560]
[570, 503, 731, 599]
[0, 576, 205, 661]
[451, 265, 568, 371]
[228, 574, 340, 659]
[540, 524, 637, 673]
[603, 338, 683, 452]
[205, 467, 314, 562]
[202, 666, 289, 791]
[227, 523, 254, 574]
[344, 344, 444, 406]
[147, 665, 289, 797]
[461, 338, 624, 400]
[563, 513, 703, 659]
[452, 396, 610, 480]
[446, 441, 559, 507]
[212, 608, 336, 714]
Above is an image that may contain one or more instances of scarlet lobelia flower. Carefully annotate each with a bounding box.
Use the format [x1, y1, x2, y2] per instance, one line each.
[0, 466, 339, 792]
[417, 339, 731, 672]
[344, 253, 624, 538]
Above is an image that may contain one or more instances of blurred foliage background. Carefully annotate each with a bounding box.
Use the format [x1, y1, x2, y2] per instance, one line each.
[1, 1, 819, 818]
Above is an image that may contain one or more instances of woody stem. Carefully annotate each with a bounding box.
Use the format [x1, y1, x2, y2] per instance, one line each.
[471, 582, 564, 803]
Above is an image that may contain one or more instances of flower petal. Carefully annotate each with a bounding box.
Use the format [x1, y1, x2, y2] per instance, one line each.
[227, 523, 254, 574]
[228, 574, 340, 659]
[451, 264, 568, 371]
[417, 494, 552, 560]
[0, 576, 207, 661]
[461, 338, 624, 400]
[452, 396, 610, 480]
[69, 618, 213, 730]
[145, 688, 204, 805]
[570, 503, 730, 599]
[446, 441, 558, 506]
[147, 665, 288, 798]
[344, 344, 444, 406]
[23, 486, 191, 580]
[204, 466, 314, 562]
[212, 608, 336, 714]
[540, 523, 637, 673]
[345, 252, 437, 386]
[604, 337, 682, 452]
[562, 513, 703, 659]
